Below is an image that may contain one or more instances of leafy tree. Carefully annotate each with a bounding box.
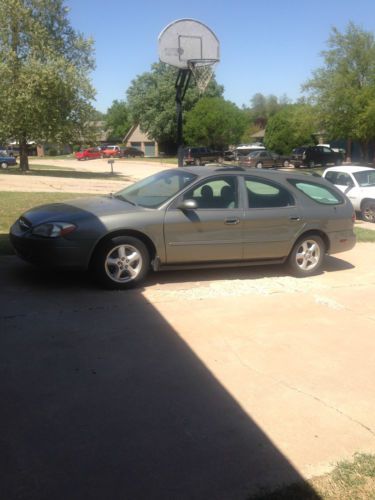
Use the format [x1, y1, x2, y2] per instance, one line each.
[184, 97, 247, 149]
[104, 100, 131, 142]
[303, 22, 375, 159]
[0, 0, 95, 170]
[126, 62, 224, 146]
[247, 93, 289, 129]
[264, 104, 317, 154]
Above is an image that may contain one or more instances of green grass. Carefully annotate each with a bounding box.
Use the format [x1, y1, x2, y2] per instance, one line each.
[252, 453, 375, 499]
[354, 226, 375, 242]
[0, 164, 127, 180]
[119, 156, 178, 165]
[0, 191, 92, 255]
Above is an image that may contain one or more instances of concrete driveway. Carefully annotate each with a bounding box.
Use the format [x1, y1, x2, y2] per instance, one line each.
[1, 243, 375, 499]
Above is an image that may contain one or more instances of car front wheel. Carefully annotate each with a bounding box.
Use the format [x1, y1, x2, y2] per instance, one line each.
[361, 200, 375, 223]
[1, 162, 8, 169]
[92, 236, 150, 289]
[256, 162, 263, 169]
[288, 235, 325, 277]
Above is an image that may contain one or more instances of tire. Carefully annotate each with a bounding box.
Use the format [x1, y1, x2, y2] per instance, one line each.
[308, 161, 315, 168]
[335, 158, 342, 166]
[288, 235, 325, 277]
[194, 158, 201, 166]
[283, 160, 290, 168]
[256, 162, 263, 169]
[361, 200, 375, 223]
[0, 162, 8, 169]
[92, 236, 150, 289]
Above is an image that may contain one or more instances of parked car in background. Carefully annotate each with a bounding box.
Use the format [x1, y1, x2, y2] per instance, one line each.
[120, 146, 144, 158]
[292, 145, 344, 167]
[102, 145, 121, 158]
[239, 149, 291, 168]
[224, 150, 236, 161]
[183, 147, 223, 166]
[234, 143, 266, 160]
[0, 154, 17, 169]
[323, 165, 375, 222]
[10, 166, 356, 289]
[75, 147, 102, 161]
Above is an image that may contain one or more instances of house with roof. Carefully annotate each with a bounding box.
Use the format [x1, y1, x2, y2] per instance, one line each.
[123, 125, 159, 157]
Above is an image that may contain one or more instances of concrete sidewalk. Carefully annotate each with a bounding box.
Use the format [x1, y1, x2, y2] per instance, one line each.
[0, 157, 175, 193]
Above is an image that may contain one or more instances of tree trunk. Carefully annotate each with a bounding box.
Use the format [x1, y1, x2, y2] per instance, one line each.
[19, 137, 29, 171]
[346, 137, 352, 163]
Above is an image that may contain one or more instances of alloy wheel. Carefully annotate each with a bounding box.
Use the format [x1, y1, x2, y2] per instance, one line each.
[104, 244, 143, 283]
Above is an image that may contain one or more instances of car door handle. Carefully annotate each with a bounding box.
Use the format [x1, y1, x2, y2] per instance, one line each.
[225, 217, 240, 225]
[289, 216, 301, 221]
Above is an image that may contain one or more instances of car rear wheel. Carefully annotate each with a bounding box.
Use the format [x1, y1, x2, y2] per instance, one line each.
[256, 162, 263, 169]
[92, 236, 150, 289]
[361, 200, 375, 223]
[283, 160, 289, 168]
[194, 158, 201, 166]
[288, 235, 325, 277]
[308, 161, 315, 168]
[1, 162, 8, 169]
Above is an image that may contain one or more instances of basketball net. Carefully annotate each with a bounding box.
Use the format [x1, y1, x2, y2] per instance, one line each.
[188, 59, 218, 94]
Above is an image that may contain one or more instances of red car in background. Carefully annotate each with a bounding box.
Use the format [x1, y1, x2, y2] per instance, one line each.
[75, 147, 102, 161]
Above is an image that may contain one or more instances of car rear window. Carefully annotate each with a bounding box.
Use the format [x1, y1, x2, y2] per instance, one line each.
[288, 179, 343, 205]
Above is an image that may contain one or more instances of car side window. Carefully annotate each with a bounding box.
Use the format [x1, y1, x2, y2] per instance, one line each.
[324, 171, 339, 184]
[245, 177, 294, 208]
[336, 172, 354, 187]
[288, 180, 343, 205]
[183, 176, 238, 209]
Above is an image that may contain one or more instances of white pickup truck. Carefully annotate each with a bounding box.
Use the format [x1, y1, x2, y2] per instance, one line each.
[322, 165, 375, 222]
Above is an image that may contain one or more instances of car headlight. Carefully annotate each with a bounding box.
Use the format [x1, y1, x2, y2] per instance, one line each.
[31, 222, 77, 238]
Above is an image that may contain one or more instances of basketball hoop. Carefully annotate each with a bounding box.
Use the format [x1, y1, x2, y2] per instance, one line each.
[158, 19, 220, 166]
[188, 58, 218, 94]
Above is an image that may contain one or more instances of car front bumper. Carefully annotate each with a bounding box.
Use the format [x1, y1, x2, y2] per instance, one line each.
[10, 224, 93, 269]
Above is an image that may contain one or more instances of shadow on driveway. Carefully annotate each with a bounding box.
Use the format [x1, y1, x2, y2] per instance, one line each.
[0, 258, 321, 499]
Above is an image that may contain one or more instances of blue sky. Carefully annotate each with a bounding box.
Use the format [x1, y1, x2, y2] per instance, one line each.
[66, 0, 375, 112]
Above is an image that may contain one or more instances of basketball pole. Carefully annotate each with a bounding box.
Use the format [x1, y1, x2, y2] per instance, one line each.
[175, 68, 191, 167]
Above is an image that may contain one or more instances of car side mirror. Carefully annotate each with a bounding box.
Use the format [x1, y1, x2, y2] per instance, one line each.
[177, 199, 198, 211]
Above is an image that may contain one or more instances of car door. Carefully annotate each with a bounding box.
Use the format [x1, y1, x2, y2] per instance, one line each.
[242, 176, 305, 259]
[163, 175, 243, 263]
[258, 151, 273, 167]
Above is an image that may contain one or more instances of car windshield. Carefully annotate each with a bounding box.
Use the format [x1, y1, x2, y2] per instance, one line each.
[353, 170, 375, 187]
[114, 170, 197, 208]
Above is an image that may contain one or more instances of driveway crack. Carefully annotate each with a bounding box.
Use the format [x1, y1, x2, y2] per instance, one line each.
[225, 339, 375, 439]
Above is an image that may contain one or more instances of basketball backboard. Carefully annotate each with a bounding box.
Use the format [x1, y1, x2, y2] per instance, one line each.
[158, 18, 220, 69]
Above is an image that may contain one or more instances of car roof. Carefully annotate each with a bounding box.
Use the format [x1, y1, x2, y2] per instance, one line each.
[324, 165, 373, 173]
[178, 165, 327, 183]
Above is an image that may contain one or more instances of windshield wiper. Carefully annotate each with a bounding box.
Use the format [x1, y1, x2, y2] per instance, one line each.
[114, 194, 136, 206]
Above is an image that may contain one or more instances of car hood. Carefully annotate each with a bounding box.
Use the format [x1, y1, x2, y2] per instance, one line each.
[21, 196, 143, 226]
